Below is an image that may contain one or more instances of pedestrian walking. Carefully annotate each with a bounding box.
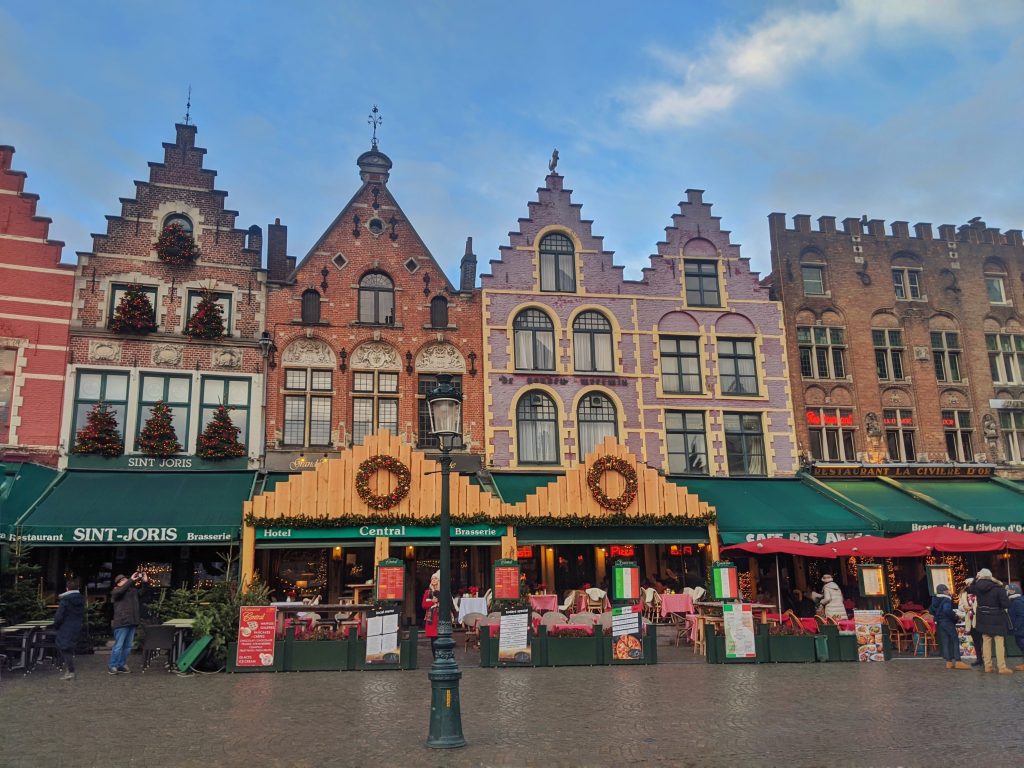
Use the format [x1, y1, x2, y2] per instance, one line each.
[422, 570, 440, 659]
[958, 578, 984, 668]
[929, 584, 969, 670]
[53, 577, 85, 681]
[109, 571, 148, 674]
[1007, 584, 1024, 673]
[818, 574, 847, 620]
[967, 568, 1013, 675]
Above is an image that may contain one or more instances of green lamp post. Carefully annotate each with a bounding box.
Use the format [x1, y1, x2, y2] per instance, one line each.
[424, 374, 466, 748]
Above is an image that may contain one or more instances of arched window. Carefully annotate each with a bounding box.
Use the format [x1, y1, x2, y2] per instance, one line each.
[513, 309, 555, 371]
[430, 296, 449, 328]
[301, 289, 321, 324]
[577, 392, 617, 459]
[163, 213, 193, 234]
[517, 391, 559, 464]
[358, 272, 395, 325]
[572, 311, 613, 372]
[539, 233, 575, 292]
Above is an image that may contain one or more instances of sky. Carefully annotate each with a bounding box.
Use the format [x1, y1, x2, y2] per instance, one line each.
[1, 1, 1022, 280]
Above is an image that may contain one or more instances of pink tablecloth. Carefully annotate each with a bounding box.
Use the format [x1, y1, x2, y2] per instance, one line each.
[899, 616, 935, 632]
[547, 623, 594, 636]
[799, 618, 820, 634]
[837, 619, 855, 632]
[660, 593, 695, 618]
[529, 594, 558, 613]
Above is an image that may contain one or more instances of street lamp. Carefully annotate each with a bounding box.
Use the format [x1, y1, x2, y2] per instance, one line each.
[425, 373, 465, 749]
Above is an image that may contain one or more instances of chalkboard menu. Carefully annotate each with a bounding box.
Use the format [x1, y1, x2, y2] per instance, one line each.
[376, 558, 406, 602]
[235, 606, 277, 667]
[493, 559, 521, 600]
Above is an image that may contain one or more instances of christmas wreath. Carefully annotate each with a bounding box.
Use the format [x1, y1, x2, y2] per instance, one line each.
[586, 456, 638, 512]
[155, 222, 200, 266]
[355, 454, 412, 511]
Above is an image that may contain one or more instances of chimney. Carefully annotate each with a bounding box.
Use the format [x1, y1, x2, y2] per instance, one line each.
[460, 237, 477, 293]
[267, 218, 289, 281]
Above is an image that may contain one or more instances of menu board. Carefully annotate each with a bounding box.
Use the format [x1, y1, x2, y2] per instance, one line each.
[854, 610, 886, 662]
[493, 559, 521, 600]
[722, 603, 756, 660]
[611, 606, 644, 661]
[926, 565, 955, 597]
[712, 563, 739, 600]
[375, 558, 406, 602]
[498, 608, 532, 664]
[957, 624, 976, 661]
[365, 608, 401, 665]
[235, 606, 277, 667]
[858, 564, 886, 597]
[612, 561, 640, 601]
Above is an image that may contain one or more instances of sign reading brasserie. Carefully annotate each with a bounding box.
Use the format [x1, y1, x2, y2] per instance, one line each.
[811, 463, 993, 478]
[13, 526, 236, 544]
[256, 524, 506, 541]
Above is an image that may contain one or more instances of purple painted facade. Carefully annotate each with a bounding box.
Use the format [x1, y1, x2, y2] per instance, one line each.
[481, 173, 798, 476]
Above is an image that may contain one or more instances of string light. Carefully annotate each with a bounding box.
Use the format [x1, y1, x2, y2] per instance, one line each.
[738, 570, 752, 601]
[885, 558, 899, 609]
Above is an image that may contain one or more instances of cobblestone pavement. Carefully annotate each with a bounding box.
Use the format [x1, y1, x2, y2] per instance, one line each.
[2, 640, 1021, 768]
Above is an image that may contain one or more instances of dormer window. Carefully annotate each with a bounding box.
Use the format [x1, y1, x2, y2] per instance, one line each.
[539, 233, 575, 292]
[163, 213, 193, 234]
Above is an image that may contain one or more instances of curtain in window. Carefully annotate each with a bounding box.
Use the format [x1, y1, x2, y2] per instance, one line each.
[556, 254, 575, 291]
[540, 255, 557, 291]
[573, 333, 592, 371]
[519, 420, 557, 463]
[515, 330, 534, 369]
[535, 331, 554, 370]
[579, 421, 615, 459]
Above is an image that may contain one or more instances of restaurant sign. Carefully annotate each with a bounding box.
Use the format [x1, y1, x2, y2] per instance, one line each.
[10, 525, 237, 544]
[728, 531, 867, 545]
[256, 524, 507, 541]
[66, 455, 249, 472]
[810, 463, 993, 478]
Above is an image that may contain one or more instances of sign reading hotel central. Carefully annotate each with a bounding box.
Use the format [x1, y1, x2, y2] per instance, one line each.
[256, 524, 507, 541]
[810, 464, 993, 478]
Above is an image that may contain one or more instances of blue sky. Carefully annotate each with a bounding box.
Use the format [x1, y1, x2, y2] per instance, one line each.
[1, 1, 1022, 279]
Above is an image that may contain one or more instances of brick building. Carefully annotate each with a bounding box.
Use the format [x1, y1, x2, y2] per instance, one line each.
[481, 168, 799, 477]
[0, 146, 75, 465]
[768, 212, 1024, 477]
[262, 143, 483, 473]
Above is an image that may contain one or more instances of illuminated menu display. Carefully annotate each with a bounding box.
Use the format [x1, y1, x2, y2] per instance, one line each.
[493, 559, 521, 600]
[375, 558, 406, 602]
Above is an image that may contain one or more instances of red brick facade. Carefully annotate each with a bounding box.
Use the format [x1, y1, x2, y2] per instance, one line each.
[0, 146, 75, 465]
[63, 124, 268, 464]
[768, 213, 1024, 477]
[263, 146, 482, 470]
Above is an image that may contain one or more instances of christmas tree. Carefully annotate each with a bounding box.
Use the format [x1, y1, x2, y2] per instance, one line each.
[155, 222, 200, 266]
[196, 405, 246, 460]
[74, 402, 124, 456]
[136, 400, 183, 456]
[109, 284, 157, 334]
[184, 290, 226, 339]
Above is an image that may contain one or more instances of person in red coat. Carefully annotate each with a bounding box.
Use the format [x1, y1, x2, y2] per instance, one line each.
[423, 570, 441, 657]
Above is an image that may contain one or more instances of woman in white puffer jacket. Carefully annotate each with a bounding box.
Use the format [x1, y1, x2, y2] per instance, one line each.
[818, 574, 848, 619]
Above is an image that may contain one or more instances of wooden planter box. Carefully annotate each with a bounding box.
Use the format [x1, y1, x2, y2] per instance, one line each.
[767, 635, 818, 662]
[542, 628, 602, 667]
[348, 628, 418, 671]
[283, 639, 350, 672]
[706, 624, 769, 664]
[226, 641, 285, 673]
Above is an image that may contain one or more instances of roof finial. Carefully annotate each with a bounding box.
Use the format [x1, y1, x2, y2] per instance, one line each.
[549, 148, 559, 173]
[368, 105, 382, 150]
[184, 85, 192, 126]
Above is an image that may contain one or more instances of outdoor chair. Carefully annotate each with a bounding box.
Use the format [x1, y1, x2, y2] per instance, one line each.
[483, 589, 493, 608]
[596, 611, 614, 632]
[142, 624, 179, 671]
[461, 613, 485, 651]
[540, 612, 568, 628]
[784, 610, 807, 634]
[912, 615, 937, 657]
[28, 629, 61, 672]
[1, 630, 31, 674]
[569, 612, 597, 626]
[585, 588, 607, 613]
[558, 590, 577, 614]
[669, 612, 690, 647]
[883, 613, 910, 653]
[691, 587, 706, 603]
[486, 611, 502, 621]
[814, 615, 829, 631]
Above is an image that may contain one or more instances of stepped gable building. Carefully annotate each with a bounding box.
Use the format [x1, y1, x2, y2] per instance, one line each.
[62, 123, 268, 465]
[262, 143, 482, 472]
[0, 146, 75, 465]
[480, 166, 798, 477]
[768, 212, 1024, 476]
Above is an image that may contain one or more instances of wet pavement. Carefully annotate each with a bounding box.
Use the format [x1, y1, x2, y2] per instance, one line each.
[1, 639, 1021, 768]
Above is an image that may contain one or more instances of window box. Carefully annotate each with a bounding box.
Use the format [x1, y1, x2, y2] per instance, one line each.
[226, 641, 284, 673]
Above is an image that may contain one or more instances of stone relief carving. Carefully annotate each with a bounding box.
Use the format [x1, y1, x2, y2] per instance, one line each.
[88, 340, 121, 363]
[350, 341, 401, 370]
[281, 338, 336, 366]
[415, 343, 466, 373]
[151, 344, 182, 367]
[211, 347, 242, 369]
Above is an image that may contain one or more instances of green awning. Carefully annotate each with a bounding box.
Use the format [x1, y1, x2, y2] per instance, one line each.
[489, 472, 561, 503]
[1, 463, 60, 541]
[673, 477, 878, 545]
[14, 471, 257, 545]
[817, 479, 962, 534]
[261, 473, 293, 494]
[517, 525, 708, 545]
[894, 480, 1024, 533]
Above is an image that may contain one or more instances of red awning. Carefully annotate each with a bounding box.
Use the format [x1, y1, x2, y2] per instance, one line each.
[978, 532, 1024, 551]
[823, 535, 929, 558]
[894, 527, 1004, 553]
[721, 539, 828, 558]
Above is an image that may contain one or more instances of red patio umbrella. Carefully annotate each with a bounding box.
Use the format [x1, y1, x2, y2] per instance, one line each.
[824, 535, 929, 558]
[979, 532, 1024, 551]
[894, 527, 1003, 553]
[721, 539, 828, 558]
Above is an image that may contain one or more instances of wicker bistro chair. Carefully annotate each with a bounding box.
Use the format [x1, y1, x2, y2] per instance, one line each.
[784, 610, 808, 634]
[540, 612, 569, 628]
[913, 615, 938, 657]
[814, 615, 829, 631]
[461, 613, 486, 651]
[883, 613, 910, 653]
[669, 612, 691, 647]
[569, 612, 598, 626]
[585, 588, 608, 613]
[559, 590, 578, 614]
[596, 611, 615, 633]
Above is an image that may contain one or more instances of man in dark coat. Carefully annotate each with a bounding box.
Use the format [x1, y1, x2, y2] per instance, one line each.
[1007, 584, 1024, 673]
[53, 577, 85, 680]
[967, 569, 1012, 675]
[109, 571, 148, 674]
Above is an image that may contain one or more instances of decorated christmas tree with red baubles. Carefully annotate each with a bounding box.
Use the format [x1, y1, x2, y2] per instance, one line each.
[74, 402, 124, 456]
[196, 405, 247, 460]
[108, 284, 157, 334]
[136, 400, 183, 456]
[155, 222, 200, 266]
[184, 290, 226, 339]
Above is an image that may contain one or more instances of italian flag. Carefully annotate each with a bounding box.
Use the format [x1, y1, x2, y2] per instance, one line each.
[614, 566, 639, 600]
[713, 565, 738, 600]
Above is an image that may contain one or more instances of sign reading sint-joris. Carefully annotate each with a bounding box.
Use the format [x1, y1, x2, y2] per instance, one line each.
[13, 526, 235, 544]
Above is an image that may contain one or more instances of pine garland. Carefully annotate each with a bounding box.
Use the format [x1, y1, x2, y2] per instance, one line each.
[197, 405, 247, 460]
[155, 222, 200, 266]
[245, 511, 717, 530]
[136, 400, 182, 457]
[74, 402, 124, 456]
[108, 283, 157, 334]
[184, 290, 226, 339]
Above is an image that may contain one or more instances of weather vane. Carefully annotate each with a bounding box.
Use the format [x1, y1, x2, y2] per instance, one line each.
[368, 105, 382, 150]
[184, 85, 192, 126]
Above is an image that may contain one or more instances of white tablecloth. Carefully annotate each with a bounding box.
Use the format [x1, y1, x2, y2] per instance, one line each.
[457, 597, 489, 623]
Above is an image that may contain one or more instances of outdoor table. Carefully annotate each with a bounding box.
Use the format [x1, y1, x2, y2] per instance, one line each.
[457, 597, 489, 623]
[659, 593, 694, 618]
[272, 603, 375, 637]
[528, 594, 558, 613]
[899, 616, 935, 632]
[690, 614, 723, 644]
[837, 619, 855, 632]
[350, 584, 375, 604]
[162, 619, 196, 666]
